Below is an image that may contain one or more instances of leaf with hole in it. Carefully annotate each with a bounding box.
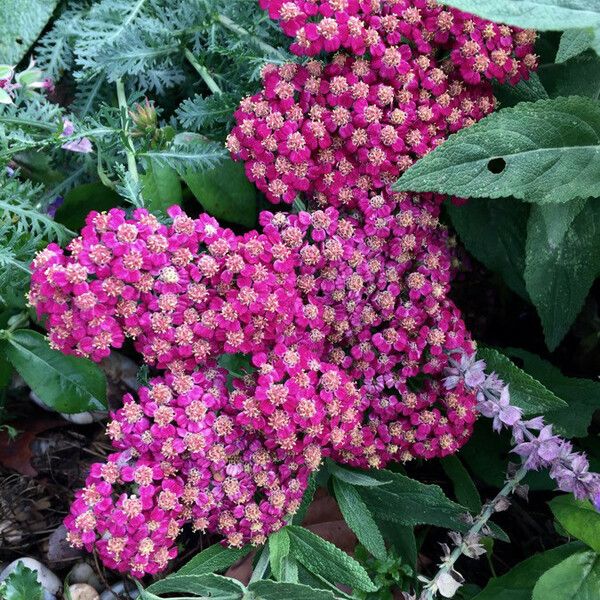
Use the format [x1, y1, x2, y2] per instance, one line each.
[505, 348, 600, 438]
[144, 573, 246, 599]
[286, 525, 377, 592]
[549, 495, 600, 553]
[472, 542, 585, 600]
[5, 330, 107, 413]
[525, 199, 600, 350]
[249, 580, 336, 600]
[176, 544, 252, 576]
[477, 347, 567, 414]
[183, 158, 257, 228]
[332, 477, 387, 560]
[532, 550, 600, 600]
[394, 97, 600, 205]
[0, 0, 59, 64]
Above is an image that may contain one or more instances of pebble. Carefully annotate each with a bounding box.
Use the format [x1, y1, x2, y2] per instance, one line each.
[68, 583, 100, 600]
[99, 582, 139, 600]
[47, 525, 83, 563]
[0, 557, 61, 600]
[69, 562, 103, 592]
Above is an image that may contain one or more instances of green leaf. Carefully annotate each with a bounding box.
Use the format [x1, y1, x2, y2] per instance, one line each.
[378, 523, 417, 569]
[286, 525, 377, 592]
[394, 97, 600, 205]
[494, 73, 549, 109]
[446, 197, 529, 299]
[291, 471, 318, 526]
[525, 200, 600, 350]
[145, 574, 246, 599]
[477, 347, 567, 415]
[532, 550, 600, 600]
[54, 183, 122, 232]
[326, 460, 391, 487]
[0, 562, 43, 600]
[332, 478, 387, 560]
[505, 348, 600, 438]
[269, 529, 293, 582]
[557, 29, 597, 62]
[0, 0, 59, 64]
[0, 351, 12, 389]
[440, 455, 482, 514]
[183, 158, 257, 229]
[439, 0, 600, 31]
[249, 580, 336, 600]
[472, 542, 585, 600]
[539, 52, 600, 100]
[5, 329, 107, 413]
[141, 162, 182, 214]
[177, 544, 252, 576]
[550, 496, 600, 552]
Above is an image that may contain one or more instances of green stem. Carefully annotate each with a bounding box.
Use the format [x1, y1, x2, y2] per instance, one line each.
[184, 48, 222, 95]
[423, 465, 529, 600]
[115, 79, 139, 183]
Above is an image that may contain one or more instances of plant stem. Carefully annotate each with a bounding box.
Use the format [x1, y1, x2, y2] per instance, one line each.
[115, 79, 139, 183]
[184, 48, 222, 95]
[423, 465, 529, 600]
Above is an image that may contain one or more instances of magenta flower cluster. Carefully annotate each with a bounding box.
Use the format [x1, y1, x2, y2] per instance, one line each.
[28, 0, 539, 579]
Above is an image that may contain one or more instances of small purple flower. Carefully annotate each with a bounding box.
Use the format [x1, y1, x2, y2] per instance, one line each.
[513, 425, 561, 470]
[477, 386, 522, 432]
[60, 118, 93, 154]
[444, 353, 486, 390]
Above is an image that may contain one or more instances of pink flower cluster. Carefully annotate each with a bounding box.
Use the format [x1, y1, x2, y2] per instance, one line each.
[258, 0, 537, 85]
[29, 0, 538, 579]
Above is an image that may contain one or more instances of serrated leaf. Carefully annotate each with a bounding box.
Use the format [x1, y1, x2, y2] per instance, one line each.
[440, 455, 482, 514]
[332, 478, 387, 560]
[141, 162, 182, 214]
[477, 347, 567, 414]
[326, 460, 391, 487]
[446, 197, 529, 299]
[505, 348, 600, 438]
[286, 525, 377, 592]
[183, 158, 257, 229]
[493, 73, 548, 109]
[472, 542, 584, 600]
[532, 550, 600, 600]
[557, 28, 597, 62]
[525, 200, 600, 350]
[549, 496, 600, 552]
[0, 0, 59, 64]
[248, 580, 336, 600]
[176, 544, 252, 576]
[269, 529, 292, 582]
[394, 97, 600, 205]
[144, 574, 246, 599]
[5, 329, 107, 413]
[0, 563, 43, 600]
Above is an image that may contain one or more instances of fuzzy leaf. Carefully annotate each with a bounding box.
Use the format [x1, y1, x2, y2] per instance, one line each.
[286, 525, 377, 592]
[249, 580, 336, 600]
[176, 544, 252, 577]
[183, 158, 257, 228]
[291, 471, 318, 525]
[144, 574, 246, 599]
[557, 28, 597, 62]
[440, 455, 482, 514]
[446, 197, 529, 299]
[472, 542, 585, 600]
[538, 52, 600, 100]
[5, 329, 107, 413]
[326, 460, 392, 487]
[0, 0, 59, 64]
[332, 478, 387, 560]
[549, 496, 600, 552]
[532, 550, 600, 600]
[0, 563, 43, 600]
[525, 199, 600, 350]
[477, 347, 567, 414]
[505, 348, 600, 438]
[394, 97, 600, 205]
[269, 529, 298, 582]
[494, 73, 548, 109]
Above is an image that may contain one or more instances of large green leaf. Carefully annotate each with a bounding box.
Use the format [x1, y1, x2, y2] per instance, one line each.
[249, 580, 336, 600]
[524, 199, 600, 350]
[505, 348, 600, 437]
[493, 73, 549, 109]
[0, 0, 59, 64]
[286, 525, 377, 592]
[0, 563, 43, 600]
[477, 347, 567, 415]
[549, 496, 600, 552]
[538, 52, 600, 100]
[440, 455, 482, 514]
[141, 162, 183, 214]
[144, 574, 246, 599]
[269, 529, 296, 582]
[183, 158, 257, 229]
[332, 478, 387, 560]
[532, 550, 600, 600]
[472, 542, 585, 600]
[556, 29, 597, 62]
[446, 197, 529, 299]
[54, 183, 122, 232]
[176, 544, 252, 576]
[5, 329, 107, 413]
[394, 97, 600, 205]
